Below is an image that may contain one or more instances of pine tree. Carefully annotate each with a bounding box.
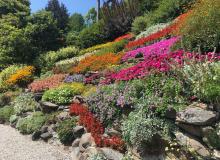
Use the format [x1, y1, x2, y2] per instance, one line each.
[45, 0, 69, 31]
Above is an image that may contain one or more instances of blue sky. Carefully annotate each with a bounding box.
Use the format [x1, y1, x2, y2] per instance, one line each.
[30, 0, 98, 15]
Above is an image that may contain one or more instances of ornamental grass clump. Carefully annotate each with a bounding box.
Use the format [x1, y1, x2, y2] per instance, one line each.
[28, 74, 67, 92]
[6, 66, 35, 87]
[72, 53, 123, 73]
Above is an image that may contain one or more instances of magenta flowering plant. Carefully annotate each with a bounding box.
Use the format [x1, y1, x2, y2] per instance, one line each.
[122, 37, 180, 61]
[102, 51, 220, 82]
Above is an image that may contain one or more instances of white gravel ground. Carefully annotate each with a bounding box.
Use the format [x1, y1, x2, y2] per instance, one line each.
[0, 124, 72, 160]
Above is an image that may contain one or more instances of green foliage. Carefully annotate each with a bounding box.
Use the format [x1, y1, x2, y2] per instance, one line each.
[38, 46, 79, 71]
[13, 93, 39, 115]
[24, 10, 61, 55]
[0, 106, 14, 123]
[122, 106, 174, 149]
[42, 83, 86, 105]
[131, 16, 149, 34]
[68, 13, 85, 32]
[174, 61, 220, 105]
[85, 8, 97, 26]
[45, 0, 69, 31]
[57, 118, 77, 144]
[180, 0, 220, 52]
[16, 111, 46, 134]
[76, 21, 107, 49]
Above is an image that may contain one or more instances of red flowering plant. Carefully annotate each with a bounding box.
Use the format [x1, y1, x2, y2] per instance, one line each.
[114, 33, 134, 42]
[28, 74, 67, 92]
[126, 12, 190, 49]
[70, 103, 125, 151]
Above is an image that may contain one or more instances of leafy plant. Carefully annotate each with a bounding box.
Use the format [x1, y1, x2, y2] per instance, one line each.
[57, 118, 77, 145]
[0, 106, 14, 123]
[16, 112, 46, 134]
[42, 82, 86, 105]
[13, 93, 39, 115]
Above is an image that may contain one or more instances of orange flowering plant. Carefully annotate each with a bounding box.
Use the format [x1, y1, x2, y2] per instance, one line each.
[6, 66, 35, 87]
[72, 53, 124, 73]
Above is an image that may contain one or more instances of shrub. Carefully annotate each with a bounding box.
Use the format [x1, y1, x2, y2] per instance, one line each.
[42, 82, 86, 105]
[56, 118, 77, 145]
[180, 0, 220, 52]
[174, 61, 220, 105]
[72, 53, 123, 73]
[64, 74, 85, 83]
[6, 66, 35, 87]
[16, 112, 46, 134]
[39, 46, 80, 70]
[0, 65, 23, 91]
[132, 16, 149, 35]
[13, 93, 39, 115]
[89, 154, 107, 160]
[0, 91, 22, 107]
[122, 107, 174, 151]
[0, 106, 14, 123]
[28, 74, 67, 92]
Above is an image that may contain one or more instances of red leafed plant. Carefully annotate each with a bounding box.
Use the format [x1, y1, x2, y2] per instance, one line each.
[70, 103, 124, 151]
[28, 74, 67, 92]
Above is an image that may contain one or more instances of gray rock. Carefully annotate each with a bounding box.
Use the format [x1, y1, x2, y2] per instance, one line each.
[39, 101, 58, 113]
[32, 131, 41, 141]
[79, 133, 96, 152]
[175, 132, 210, 158]
[72, 138, 80, 147]
[73, 126, 85, 138]
[34, 92, 43, 102]
[57, 112, 70, 121]
[165, 106, 176, 119]
[58, 105, 69, 111]
[176, 107, 219, 126]
[71, 147, 81, 160]
[213, 150, 220, 160]
[40, 125, 48, 133]
[101, 147, 123, 160]
[188, 102, 208, 110]
[40, 132, 52, 141]
[176, 122, 203, 137]
[79, 147, 104, 160]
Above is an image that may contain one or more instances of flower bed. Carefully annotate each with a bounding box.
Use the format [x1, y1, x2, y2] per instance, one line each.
[126, 13, 190, 49]
[6, 66, 35, 86]
[122, 37, 180, 61]
[72, 53, 123, 73]
[70, 103, 124, 151]
[28, 74, 67, 92]
[114, 33, 134, 42]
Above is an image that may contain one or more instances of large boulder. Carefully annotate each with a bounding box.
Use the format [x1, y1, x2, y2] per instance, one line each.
[40, 132, 53, 141]
[176, 107, 219, 126]
[79, 133, 96, 152]
[175, 132, 210, 158]
[176, 122, 203, 137]
[39, 101, 59, 113]
[101, 148, 124, 160]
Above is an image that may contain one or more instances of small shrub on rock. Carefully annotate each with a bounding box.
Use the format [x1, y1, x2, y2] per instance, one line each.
[13, 93, 39, 115]
[56, 118, 77, 145]
[0, 106, 14, 123]
[16, 112, 46, 134]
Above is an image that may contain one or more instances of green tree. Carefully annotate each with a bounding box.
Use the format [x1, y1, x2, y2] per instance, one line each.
[68, 13, 85, 32]
[45, 0, 69, 31]
[24, 10, 62, 56]
[85, 8, 97, 26]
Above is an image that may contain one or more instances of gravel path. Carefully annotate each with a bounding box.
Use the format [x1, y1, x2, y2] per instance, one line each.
[0, 124, 73, 160]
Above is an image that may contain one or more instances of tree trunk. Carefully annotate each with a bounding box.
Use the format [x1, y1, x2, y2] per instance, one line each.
[97, 0, 100, 21]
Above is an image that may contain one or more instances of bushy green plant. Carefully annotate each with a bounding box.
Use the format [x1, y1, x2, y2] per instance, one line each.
[122, 106, 174, 150]
[132, 16, 149, 35]
[180, 0, 220, 52]
[174, 61, 220, 105]
[42, 82, 86, 105]
[56, 118, 77, 145]
[16, 112, 46, 134]
[0, 106, 14, 123]
[13, 93, 39, 115]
